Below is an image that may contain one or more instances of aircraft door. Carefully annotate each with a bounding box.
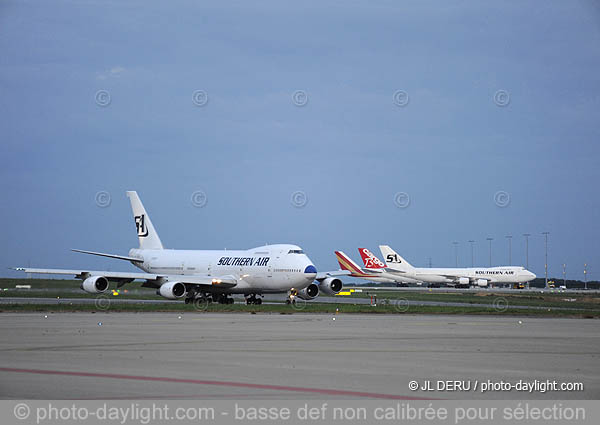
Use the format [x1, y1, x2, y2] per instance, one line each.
[267, 257, 276, 277]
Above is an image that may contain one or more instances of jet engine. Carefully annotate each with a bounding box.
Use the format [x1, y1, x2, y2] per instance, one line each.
[476, 279, 488, 287]
[158, 281, 187, 299]
[296, 283, 319, 300]
[81, 276, 109, 294]
[319, 277, 343, 295]
[457, 277, 470, 285]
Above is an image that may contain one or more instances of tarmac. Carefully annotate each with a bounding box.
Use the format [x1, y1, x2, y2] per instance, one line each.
[0, 296, 589, 311]
[0, 313, 598, 399]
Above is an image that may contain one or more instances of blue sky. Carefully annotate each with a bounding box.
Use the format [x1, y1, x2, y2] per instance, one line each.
[1, 0, 599, 280]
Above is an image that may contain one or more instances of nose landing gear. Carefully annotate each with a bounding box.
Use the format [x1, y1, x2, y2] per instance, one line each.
[286, 288, 298, 305]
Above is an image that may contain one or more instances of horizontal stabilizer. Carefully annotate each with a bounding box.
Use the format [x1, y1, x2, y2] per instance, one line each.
[384, 267, 407, 274]
[361, 268, 384, 274]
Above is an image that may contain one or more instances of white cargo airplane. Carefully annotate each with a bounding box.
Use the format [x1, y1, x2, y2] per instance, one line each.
[15, 191, 346, 305]
[374, 245, 536, 287]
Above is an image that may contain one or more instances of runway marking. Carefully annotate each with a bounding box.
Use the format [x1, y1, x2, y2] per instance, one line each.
[0, 367, 432, 400]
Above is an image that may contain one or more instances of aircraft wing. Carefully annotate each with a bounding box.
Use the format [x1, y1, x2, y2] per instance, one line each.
[437, 274, 463, 281]
[436, 274, 491, 283]
[13, 268, 238, 289]
[71, 249, 144, 263]
[315, 270, 351, 281]
[14, 268, 156, 280]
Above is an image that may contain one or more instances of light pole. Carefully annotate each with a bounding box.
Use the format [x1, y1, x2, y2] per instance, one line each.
[486, 238, 493, 267]
[468, 240, 475, 267]
[563, 263, 566, 288]
[523, 233, 531, 269]
[453, 242, 458, 267]
[506, 235, 512, 266]
[542, 232, 550, 288]
[584, 263, 588, 290]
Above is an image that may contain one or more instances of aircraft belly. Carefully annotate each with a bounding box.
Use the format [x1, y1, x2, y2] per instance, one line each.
[420, 275, 448, 283]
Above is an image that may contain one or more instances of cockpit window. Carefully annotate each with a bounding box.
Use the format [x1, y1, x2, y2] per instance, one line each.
[288, 249, 304, 254]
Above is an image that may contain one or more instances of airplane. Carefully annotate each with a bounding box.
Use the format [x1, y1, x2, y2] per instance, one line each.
[333, 251, 420, 285]
[357, 248, 422, 285]
[374, 245, 536, 287]
[14, 191, 346, 305]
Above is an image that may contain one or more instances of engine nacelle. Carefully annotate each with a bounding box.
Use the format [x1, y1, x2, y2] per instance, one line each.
[81, 276, 109, 294]
[319, 277, 343, 296]
[158, 281, 187, 299]
[296, 283, 319, 300]
[476, 279, 488, 287]
[458, 277, 470, 285]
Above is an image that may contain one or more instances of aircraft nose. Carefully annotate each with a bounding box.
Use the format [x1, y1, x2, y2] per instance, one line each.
[528, 271, 536, 281]
[304, 265, 317, 275]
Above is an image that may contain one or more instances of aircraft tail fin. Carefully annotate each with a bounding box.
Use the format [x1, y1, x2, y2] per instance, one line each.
[334, 251, 369, 276]
[358, 248, 387, 269]
[379, 245, 414, 270]
[126, 191, 164, 250]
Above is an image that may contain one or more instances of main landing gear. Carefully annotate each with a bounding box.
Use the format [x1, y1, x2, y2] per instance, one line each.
[215, 294, 234, 304]
[184, 293, 234, 305]
[184, 293, 208, 305]
[245, 294, 263, 305]
[184, 289, 201, 305]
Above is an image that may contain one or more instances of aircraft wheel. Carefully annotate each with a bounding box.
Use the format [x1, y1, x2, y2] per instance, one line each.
[256, 298, 262, 305]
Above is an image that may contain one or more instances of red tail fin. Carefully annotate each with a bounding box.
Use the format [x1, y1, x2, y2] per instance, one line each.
[335, 251, 366, 275]
[358, 248, 387, 269]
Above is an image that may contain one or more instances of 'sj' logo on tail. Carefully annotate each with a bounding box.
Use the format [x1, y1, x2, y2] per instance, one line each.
[135, 215, 148, 237]
[385, 253, 402, 264]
